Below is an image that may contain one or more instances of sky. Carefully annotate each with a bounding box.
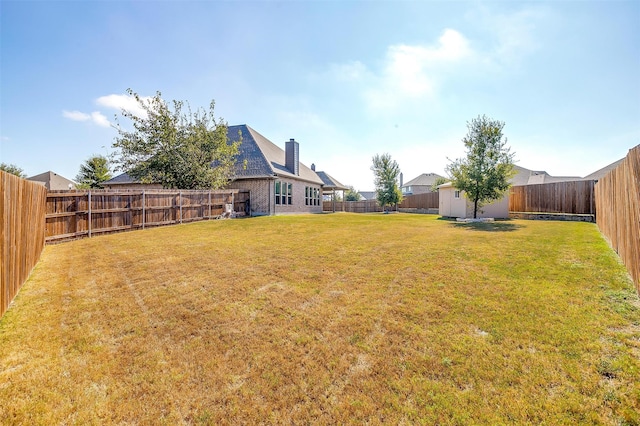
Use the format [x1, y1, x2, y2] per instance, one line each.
[1, 1, 639, 191]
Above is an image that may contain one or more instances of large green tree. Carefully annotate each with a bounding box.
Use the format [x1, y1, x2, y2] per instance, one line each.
[344, 186, 361, 201]
[371, 153, 403, 210]
[446, 115, 515, 218]
[0, 163, 26, 178]
[112, 89, 240, 189]
[76, 155, 112, 189]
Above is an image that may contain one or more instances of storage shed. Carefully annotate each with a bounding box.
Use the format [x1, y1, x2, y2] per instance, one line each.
[438, 182, 509, 219]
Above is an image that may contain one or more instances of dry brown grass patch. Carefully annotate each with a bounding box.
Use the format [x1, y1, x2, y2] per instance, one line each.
[1, 214, 639, 424]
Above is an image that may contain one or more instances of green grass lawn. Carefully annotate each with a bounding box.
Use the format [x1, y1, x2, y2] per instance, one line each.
[1, 214, 639, 424]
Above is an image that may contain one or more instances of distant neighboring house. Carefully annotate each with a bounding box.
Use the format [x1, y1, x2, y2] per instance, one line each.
[103, 124, 347, 216]
[401, 173, 445, 195]
[27, 171, 76, 190]
[510, 165, 582, 186]
[358, 191, 376, 201]
[582, 158, 624, 181]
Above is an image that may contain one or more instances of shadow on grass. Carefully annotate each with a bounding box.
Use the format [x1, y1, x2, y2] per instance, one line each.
[438, 218, 524, 232]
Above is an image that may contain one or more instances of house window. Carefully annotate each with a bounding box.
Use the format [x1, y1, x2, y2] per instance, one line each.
[305, 186, 320, 206]
[454, 190, 461, 199]
[276, 181, 292, 205]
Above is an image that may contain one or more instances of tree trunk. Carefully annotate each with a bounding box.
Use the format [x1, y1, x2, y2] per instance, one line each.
[473, 198, 478, 218]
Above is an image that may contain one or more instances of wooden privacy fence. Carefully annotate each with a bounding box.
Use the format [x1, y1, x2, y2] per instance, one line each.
[399, 192, 439, 210]
[46, 189, 250, 243]
[509, 180, 596, 215]
[595, 145, 640, 293]
[323, 192, 440, 213]
[1, 171, 47, 318]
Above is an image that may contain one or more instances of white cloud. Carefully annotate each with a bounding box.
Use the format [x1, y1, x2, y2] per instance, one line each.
[362, 29, 473, 112]
[63, 110, 111, 127]
[96, 93, 152, 118]
[63, 110, 91, 122]
[91, 111, 111, 128]
[466, 5, 548, 66]
[328, 61, 370, 82]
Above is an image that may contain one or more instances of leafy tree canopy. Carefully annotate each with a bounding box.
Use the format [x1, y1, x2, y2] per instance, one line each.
[112, 89, 240, 189]
[445, 115, 515, 218]
[431, 176, 449, 192]
[76, 155, 112, 189]
[344, 186, 361, 201]
[0, 163, 26, 178]
[371, 153, 403, 209]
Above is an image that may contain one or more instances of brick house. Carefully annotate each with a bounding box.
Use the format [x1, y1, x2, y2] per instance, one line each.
[225, 124, 329, 216]
[103, 124, 346, 216]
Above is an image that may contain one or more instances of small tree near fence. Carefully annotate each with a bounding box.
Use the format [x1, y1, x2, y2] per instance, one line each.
[446, 115, 515, 218]
[371, 153, 403, 211]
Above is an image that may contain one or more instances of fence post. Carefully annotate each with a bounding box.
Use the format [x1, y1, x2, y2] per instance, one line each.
[208, 190, 211, 219]
[179, 191, 183, 224]
[142, 190, 146, 230]
[88, 190, 92, 238]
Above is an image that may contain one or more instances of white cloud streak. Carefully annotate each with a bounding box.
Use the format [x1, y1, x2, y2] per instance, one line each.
[63, 92, 155, 128]
[96, 93, 152, 118]
[63, 110, 91, 122]
[361, 29, 473, 112]
[63, 110, 111, 127]
[91, 111, 111, 127]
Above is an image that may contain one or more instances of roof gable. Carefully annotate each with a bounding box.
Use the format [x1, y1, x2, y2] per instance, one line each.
[228, 124, 323, 185]
[27, 171, 76, 190]
[403, 173, 445, 187]
[583, 158, 624, 180]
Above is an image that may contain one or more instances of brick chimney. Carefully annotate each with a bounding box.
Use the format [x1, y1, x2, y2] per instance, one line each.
[285, 138, 300, 176]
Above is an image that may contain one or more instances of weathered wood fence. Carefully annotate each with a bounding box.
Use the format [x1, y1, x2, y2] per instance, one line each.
[1, 171, 47, 318]
[399, 192, 439, 210]
[46, 189, 250, 243]
[595, 145, 640, 293]
[509, 180, 596, 215]
[324, 193, 440, 213]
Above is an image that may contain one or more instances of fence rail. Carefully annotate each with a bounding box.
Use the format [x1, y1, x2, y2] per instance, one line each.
[509, 180, 596, 215]
[595, 145, 640, 293]
[46, 189, 250, 243]
[1, 171, 47, 318]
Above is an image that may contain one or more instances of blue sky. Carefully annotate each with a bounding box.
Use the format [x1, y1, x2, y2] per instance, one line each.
[1, 1, 638, 191]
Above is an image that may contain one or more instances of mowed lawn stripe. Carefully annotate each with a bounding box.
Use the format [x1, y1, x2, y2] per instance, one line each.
[1, 214, 638, 424]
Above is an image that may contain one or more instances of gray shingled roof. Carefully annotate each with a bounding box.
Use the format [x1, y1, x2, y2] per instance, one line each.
[403, 173, 445, 187]
[27, 171, 77, 190]
[358, 191, 376, 200]
[315, 171, 348, 191]
[510, 165, 581, 186]
[229, 124, 323, 185]
[102, 172, 137, 185]
[583, 158, 624, 180]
